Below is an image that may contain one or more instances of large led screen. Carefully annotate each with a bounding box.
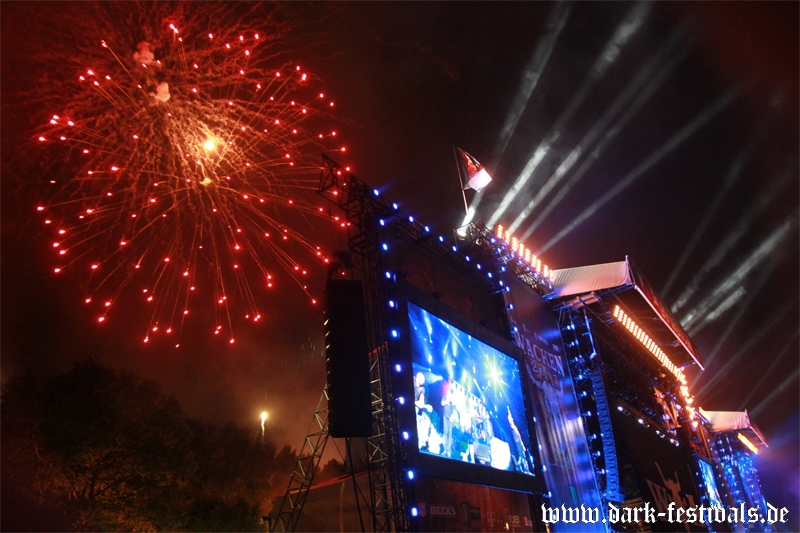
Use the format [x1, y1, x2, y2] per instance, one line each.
[698, 459, 722, 509]
[409, 302, 534, 476]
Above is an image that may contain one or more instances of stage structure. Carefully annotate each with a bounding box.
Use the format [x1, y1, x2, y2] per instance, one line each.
[272, 156, 772, 533]
[545, 258, 772, 532]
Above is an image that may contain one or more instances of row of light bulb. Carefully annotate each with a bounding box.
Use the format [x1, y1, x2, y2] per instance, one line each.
[493, 225, 551, 280]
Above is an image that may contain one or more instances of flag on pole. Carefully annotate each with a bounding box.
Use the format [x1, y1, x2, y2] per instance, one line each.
[456, 147, 492, 191]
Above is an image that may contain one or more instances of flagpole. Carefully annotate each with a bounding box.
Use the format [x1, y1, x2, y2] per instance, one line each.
[453, 146, 470, 216]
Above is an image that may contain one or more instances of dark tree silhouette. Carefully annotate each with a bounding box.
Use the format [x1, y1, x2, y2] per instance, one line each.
[2, 360, 297, 532]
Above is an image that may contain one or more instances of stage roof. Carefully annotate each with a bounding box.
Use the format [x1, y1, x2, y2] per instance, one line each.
[700, 409, 768, 448]
[547, 258, 703, 370]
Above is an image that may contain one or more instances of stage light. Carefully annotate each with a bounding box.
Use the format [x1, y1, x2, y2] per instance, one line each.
[613, 306, 686, 383]
[391, 330, 398, 338]
[382, 243, 388, 251]
[388, 300, 395, 308]
[395, 364, 402, 372]
[397, 396, 405, 405]
[407, 470, 415, 480]
[379, 219, 385, 226]
[402, 431, 410, 440]
[373, 189, 379, 196]
[392, 203, 398, 210]
[490, 3, 650, 233]
[534, 87, 739, 254]
[492, 225, 552, 278]
[408, 216, 414, 223]
[411, 507, 418, 517]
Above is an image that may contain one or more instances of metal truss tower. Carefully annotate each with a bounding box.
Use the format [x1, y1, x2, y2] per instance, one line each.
[272, 388, 331, 532]
[317, 154, 410, 532]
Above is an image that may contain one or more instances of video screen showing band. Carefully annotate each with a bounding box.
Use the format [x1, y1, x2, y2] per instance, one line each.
[409, 302, 534, 476]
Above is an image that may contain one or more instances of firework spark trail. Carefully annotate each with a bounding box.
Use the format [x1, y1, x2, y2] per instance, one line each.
[33, 3, 348, 345]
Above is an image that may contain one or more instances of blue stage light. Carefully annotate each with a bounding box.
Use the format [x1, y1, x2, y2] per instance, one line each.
[408, 216, 414, 222]
[379, 219, 385, 226]
[382, 243, 388, 251]
[407, 470, 415, 480]
[424, 226, 430, 232]
[411, 507, 418, 517]
[402, 431, 409, 440]
[438, 236, 444, 242]
[392, 203, 398, 209]
[398, 396, 405, 405]
[389, 300, 395, 308]
[391, 330, 398, 338]
[395, 364, 402, 372]
[385, 271, 391, 279]
[373, 189, 380, 196]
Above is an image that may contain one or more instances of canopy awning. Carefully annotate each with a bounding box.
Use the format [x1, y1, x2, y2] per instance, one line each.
[700, 409, 768, 448]
[550, 261, 632, 297]
[547, 258, 703, 370]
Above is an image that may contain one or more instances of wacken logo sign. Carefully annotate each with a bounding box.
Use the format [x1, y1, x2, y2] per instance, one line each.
[513, 322, 565, 377]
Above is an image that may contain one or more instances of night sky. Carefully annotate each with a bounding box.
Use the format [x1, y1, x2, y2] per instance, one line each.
[2, 1, 798, 522]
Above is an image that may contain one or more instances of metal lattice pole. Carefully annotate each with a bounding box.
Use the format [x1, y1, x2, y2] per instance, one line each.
[318, 155, 410, 532]
[272, 387, 330, 532]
